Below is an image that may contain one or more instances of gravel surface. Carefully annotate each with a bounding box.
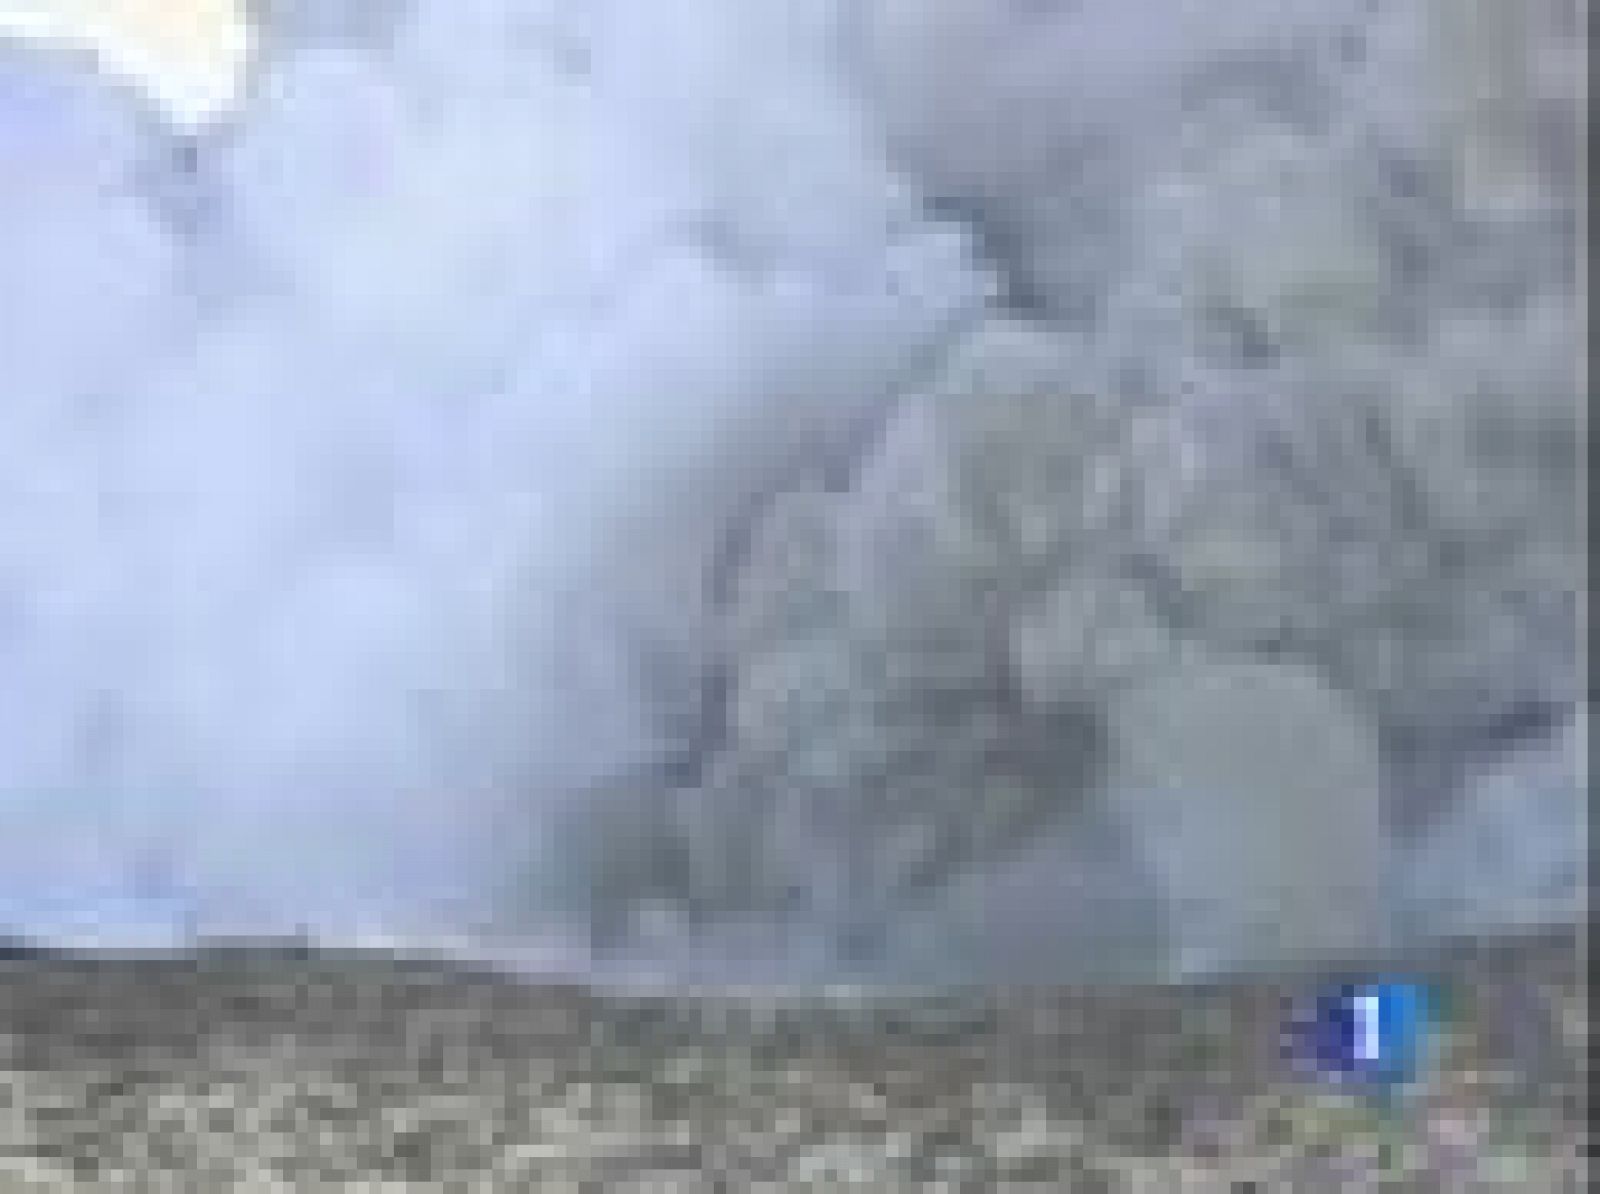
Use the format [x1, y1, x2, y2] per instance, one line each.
[0, 925, 1585, 1190]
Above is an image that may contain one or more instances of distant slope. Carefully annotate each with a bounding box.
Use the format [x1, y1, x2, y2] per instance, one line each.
[0, 923, 1585, 1188]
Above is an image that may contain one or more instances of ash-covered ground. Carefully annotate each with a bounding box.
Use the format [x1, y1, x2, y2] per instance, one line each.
[0, 924, 1587, 1190]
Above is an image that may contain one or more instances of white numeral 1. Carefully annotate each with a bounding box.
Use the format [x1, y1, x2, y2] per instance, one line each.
[1355, 991, 1382, 1063]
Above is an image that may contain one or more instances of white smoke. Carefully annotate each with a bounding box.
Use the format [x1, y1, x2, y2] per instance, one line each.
[0, 1, 981, 954]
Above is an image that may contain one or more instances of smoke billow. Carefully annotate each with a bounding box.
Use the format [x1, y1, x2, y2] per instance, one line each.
[0, 1, 981, 959]
[2, 2, 1583, 982]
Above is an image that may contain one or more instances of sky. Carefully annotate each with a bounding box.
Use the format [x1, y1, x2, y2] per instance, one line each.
[0, 0, 251, 128]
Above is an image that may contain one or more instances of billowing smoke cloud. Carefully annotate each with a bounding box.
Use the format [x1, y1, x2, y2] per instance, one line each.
[3, 1, 1582, 983]
[0, 1, 982, 957]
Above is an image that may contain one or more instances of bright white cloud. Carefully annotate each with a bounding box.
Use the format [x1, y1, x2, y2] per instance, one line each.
[0, 0, 252, 128]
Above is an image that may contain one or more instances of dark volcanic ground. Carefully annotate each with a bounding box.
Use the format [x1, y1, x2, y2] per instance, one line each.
[0, 925, 1587, 1190]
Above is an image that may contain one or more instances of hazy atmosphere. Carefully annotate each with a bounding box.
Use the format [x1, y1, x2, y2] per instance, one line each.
[0, 1, 1585, 986]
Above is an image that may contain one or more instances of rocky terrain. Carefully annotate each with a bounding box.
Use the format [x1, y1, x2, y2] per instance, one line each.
[0, 924, 1586, 1190]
